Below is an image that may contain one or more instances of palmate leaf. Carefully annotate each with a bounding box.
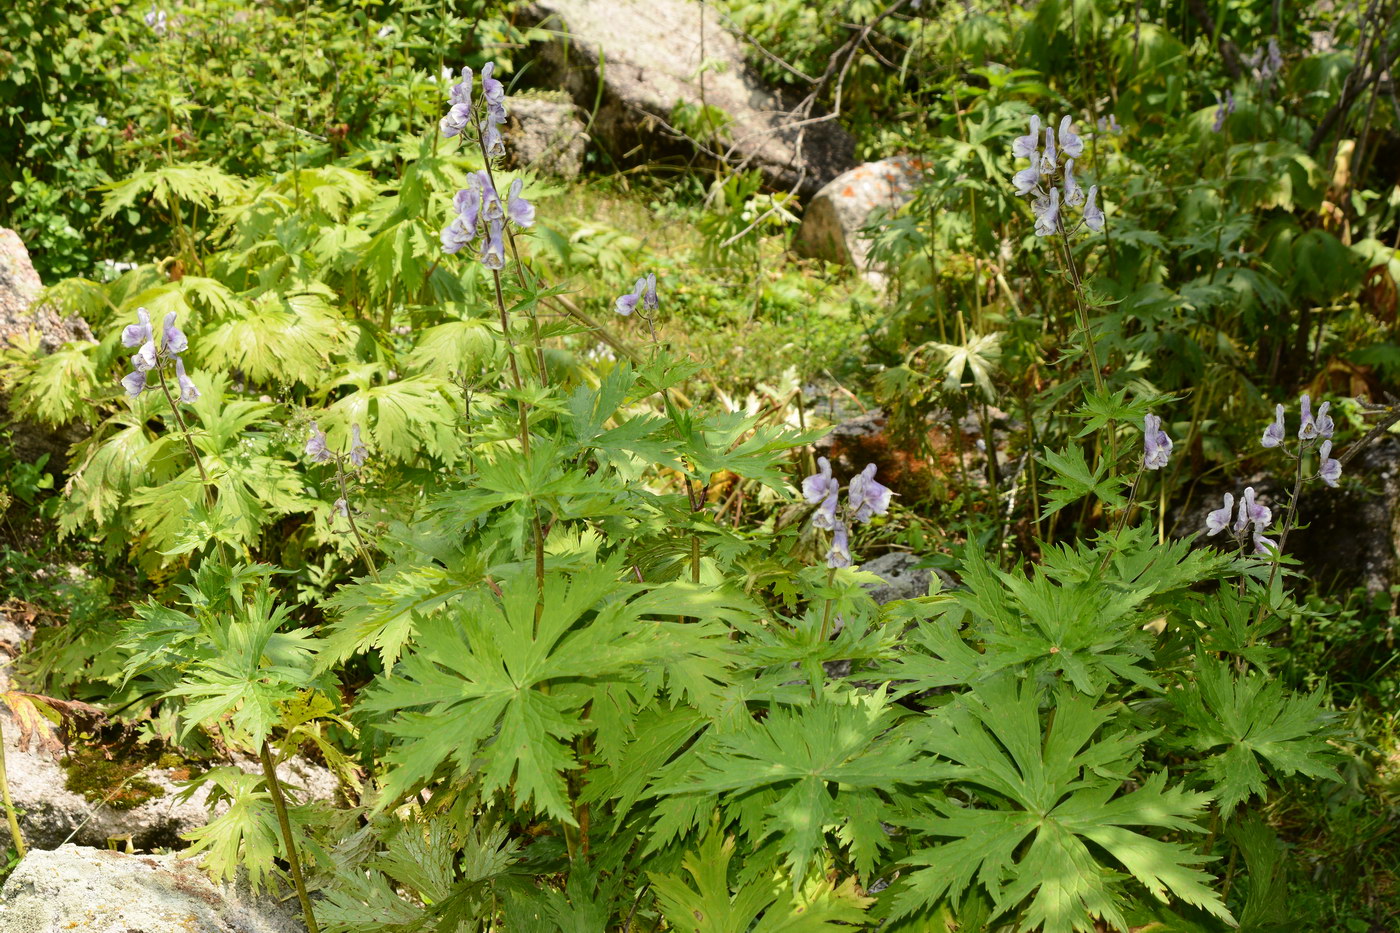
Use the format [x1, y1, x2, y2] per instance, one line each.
[180, 768, 281, 890]
[650, 829, 871, 933]
[326, 375, 464, 463]
[6, 339, 98, 426]
[1037, 442, 1128, 519]
[1169, 657, 1342, 818]
[200, 286, 349, 387]
[99, 162, 248, 219]
[656, 693, 938, 879]
[360, 559, 668, 821]
[891, 677, 1232, 932]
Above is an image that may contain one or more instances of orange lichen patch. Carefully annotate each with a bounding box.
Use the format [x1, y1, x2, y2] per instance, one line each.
[843, 185, 855, 197]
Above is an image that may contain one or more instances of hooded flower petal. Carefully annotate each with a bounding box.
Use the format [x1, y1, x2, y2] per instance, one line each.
[481, 61, 505, 106]
[1298, 393, 1316, 440]
[175, 357, 199, 403]
[1143, 413, 1173, 470]
[480, 216, 506, 270]
[1032, 186, 1060, 237]
[848, 463, 892, 523]
[1205, 492, 1235, 535]
[507, 178, 535, 228]
[162, 311, 188, 355]
[826, 521, 852, 569]
[1315, 401, 1335, 439]
[133, 340, 158, 373]
[642, 272, 658, 313]
[1039, 124, 1058, 174]
[449, 66, 474, 107]
[454, 185, 482, 239]
[1012, 163, 1041, 196]
[1319, 440, 1342, 487]
[122, 308, 153, 348]
[480, 119, 505, 159]
[813, 489, 840, 530]
[802, 456, 838, 504]
[1011, 114, 1041, 160]
[439, 102, 472, 138]
[121, 369, 146, 397]
[1082, 185, 1104, 232]
[1058, 115, 1084, 159]
[306, 422, 331, 463]
[1262, 403, 1286, 447]
[615, 277, 645, 316]
[1252, 531, 1277, 555]
[350, 423, 368, 467]
[1233, 486, 1271, 534]
[1062, 159, 1084, 207]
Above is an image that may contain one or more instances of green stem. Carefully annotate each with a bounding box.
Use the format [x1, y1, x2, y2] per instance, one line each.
[0, 717, 26, 859]
[154, 366, 227, 563]
[333, 463, 379, 583]
[259, 740, 319, 933]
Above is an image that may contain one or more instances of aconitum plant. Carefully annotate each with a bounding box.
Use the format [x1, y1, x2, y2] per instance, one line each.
[1011, 113, 1103, 235]
[120, 307, 199, 404]
[802, 457, 892, 568]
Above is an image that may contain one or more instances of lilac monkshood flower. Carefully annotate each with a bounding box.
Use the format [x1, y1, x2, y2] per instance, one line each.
[615, 273, 657, 316]
[145, 6, 167, 35]
[1032, 186, 1060, 237]
[334, 497, 349, 518]
[1261, 403, 1286, 448]
[1012, 161, 1040, 197]
[507, 179, 535, 228]
[481, 62, 505, 107]
[162, 311, 188, 355]
[1232, 486, 1271, 535]
[1062, 159, 1084, 208]
[1315, 401, 1335, 438]
[480, 117, 505, 159]
[826, 521, 852, 569]
[1143, 413, 1173, 470]
[450, 66, 473, 107]
[848, 463, 893, 523]
[480, 217, 506, 270]
[1212, 89, 1235, 133]
[122, 307, 153, 348]
[132, 335, 158, 373]
[813, 489, 840, 530]
[1096, 113, 1122, 135]
[350, 423, 369, 467]
[1298, 393, 1317, 440]
[174, 357, 200, 404]
[1205, 492, 1235, 536]
[440, 103, 471, 138]
[1319, 440, 1342, 487]
[1011, 114, 1041, 160]
[475, 171, 504, 221]
[1058, 115, 1083, 159]
[1082, 185, 1104, 232]
[441, 216, 473, 255]
[1039, 125, 1058, 175]
[306, 422, 332, 463]
[802, 456, 840, 504]
[121, 369, 147, 398]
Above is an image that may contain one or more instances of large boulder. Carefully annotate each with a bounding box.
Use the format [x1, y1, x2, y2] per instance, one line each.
[0, 844, 305, 932]
[505, 95, 589, 178]
[527, 0, 853, 196]
[794, 156, 928, 284]
[0, 229, 91, 354]
[861, 552, 957, 604]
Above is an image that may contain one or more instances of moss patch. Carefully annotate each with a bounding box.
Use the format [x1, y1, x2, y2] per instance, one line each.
[61, 748, 161, 811]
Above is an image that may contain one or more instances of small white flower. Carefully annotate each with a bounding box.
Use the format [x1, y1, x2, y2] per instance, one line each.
[377, 24, 395, 37]
[95, 115, 109, 127]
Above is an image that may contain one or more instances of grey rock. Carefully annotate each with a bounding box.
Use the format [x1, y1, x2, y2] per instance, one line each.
[528, 0, 853, 196]
[505, 96, 589, 177]
[861, 552, 956, 605]
[1293, 435, 1400, 596]
[0, 843, 305, 932]
[794, 156, 928, 284]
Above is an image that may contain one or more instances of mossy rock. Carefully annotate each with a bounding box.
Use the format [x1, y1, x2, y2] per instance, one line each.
[61, 748, 162, 812]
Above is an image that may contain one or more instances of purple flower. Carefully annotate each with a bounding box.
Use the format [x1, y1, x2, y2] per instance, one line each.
[334, 497, 349, 518]
[1319, 440, 1342, 487]
[1012, 164, 1040, 196]
[1205, 492, 1235, 536]
[475, 171, 503, 221]
[1252, 530, 1277, 555]
[1011, 114, 1041, 161]
[1062, 159, 1084, 208]
[454, 185, 482, 239]
[121, 369, 147, 397]
[1096, 114, 1122, 135]
[642, 272, 658, 313]
[480, 217, 505, 270]
[449, 66, 473, 107]
[802, 456, 839, 504]
[1315, 401, 1335, 439]
[350, 423, 368, 467]
[306, 422, 332, 463]
[1233, 486, 1271, 535]
[481, 62, 505, 107]
[813, 489, 840, 530]
[1032, 186, 1059, 238]
[440, 102, 471, 138]
[826, 521, 852, 569]
[1298, 394, 1317, 440]
[441, 216, 473, 254]
[175, 357, 199, 403]
[133, 339, 158, 373]
[1262, 404, 1286, 448]
[507, 178, 534, 228]
[122, 308, 153, 348]
[848, 463, 892, 523]
[615, 273, 657, 315]
[144, 6, 167, 35]
[1082, 185, 1104, 232]
[162, 311, 188, 355]
[1038, 125, 1058, 175]
[1212, 89, 1235, 133]
[1143, 413, 1172, 470]
[1058, 115, 1083, 159]
[480, 118, 505, 159]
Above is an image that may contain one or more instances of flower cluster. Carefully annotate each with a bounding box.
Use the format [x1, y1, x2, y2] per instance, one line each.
[120, 307, 199, 403]
[1212, 90, 1235, 133]
[1261, 393, 1341, 487]
[1206, 486, 1275, 554]
[1247, 39, 1283, 85]
[439, 62, 534, 268]
[802, 458, 892, 568]
[306, 422, 368, 467]
[615, 273, 658, 317]
[1010, 113, 1103, 236]
[1143, 413, 1173, 470]
[144, 6, 167, 36]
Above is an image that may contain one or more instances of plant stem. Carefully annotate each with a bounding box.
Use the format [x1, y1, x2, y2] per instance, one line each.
[333, 464, 379, 583]
[259, 740, 319, 933]
[0, 718, 26, 859]
[154, 366, 227, 562]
